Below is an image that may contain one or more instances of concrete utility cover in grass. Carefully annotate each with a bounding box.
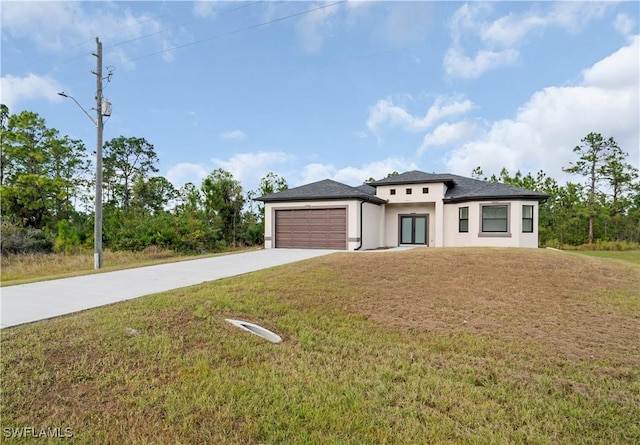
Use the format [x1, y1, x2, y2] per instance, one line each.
[226, 319, 282, 343]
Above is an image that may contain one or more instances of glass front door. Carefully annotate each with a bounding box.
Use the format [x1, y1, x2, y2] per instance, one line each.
[400, 215, 428, 245]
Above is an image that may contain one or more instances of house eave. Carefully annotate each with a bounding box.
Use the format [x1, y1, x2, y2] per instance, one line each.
[255, 195, 387, 205]
[370, 178, 457, 187]
[443, 194, 549, 204]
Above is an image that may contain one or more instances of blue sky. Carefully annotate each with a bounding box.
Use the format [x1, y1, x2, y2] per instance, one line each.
[2, 1, 638, 193]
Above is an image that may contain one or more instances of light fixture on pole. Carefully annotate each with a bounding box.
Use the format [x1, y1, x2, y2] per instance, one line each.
[58, 89, 111, 269]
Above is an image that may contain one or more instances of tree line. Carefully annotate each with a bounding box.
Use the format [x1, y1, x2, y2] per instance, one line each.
[0, 106, 287, 255]
[1, 105, 638, 255]
[472, 133, 639, 246]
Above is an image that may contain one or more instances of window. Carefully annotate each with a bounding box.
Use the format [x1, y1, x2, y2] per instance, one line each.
[422, 187, 429, 194]
[390, 189, 396, 195]
[481, 205, 508, 232]
[522, 205, 534, 233]
[459, 207, 469, 232]
[406, 188, 412, 195]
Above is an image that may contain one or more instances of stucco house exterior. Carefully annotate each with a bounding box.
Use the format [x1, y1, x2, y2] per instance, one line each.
[256, 170, 548, 250]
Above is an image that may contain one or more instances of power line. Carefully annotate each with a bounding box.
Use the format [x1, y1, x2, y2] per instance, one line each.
[112, 1, 263, 49]
[17, 12, 169, 76]
[129, 1, 346, 62]
[11, 1, 346, 90]
[15, 2, 263, 80]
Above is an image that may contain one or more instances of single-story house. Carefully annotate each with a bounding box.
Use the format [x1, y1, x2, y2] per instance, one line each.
[256, 170, 548, 250]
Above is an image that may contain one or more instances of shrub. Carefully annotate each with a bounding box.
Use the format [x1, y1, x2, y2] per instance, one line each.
[1, 222, 53, 256]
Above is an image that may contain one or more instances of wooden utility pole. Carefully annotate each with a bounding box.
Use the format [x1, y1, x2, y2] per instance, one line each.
[93, 37, 104, 269]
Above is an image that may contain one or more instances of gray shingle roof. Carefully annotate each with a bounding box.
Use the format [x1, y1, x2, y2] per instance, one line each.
[369, 170, 458, 186]
[442, 174, 548, 202]
[256, 179, 386, 204]
[256, 171, 548, 204]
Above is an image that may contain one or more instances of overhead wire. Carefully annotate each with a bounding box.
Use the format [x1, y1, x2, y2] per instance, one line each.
[17, 11, 170, 76]
[112, 1, 263, 48]
[19, 2, 263, 78]
[128, 1, 346, 62]
[14, 1, 352, 92]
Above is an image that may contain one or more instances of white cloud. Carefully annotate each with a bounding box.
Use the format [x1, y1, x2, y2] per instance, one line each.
[165, 162, 209, 189]
[443, 47, 519, 79]
[481, 13, 546, 47]
[212, 151, 293, 191]
[583, 35, 639, 89]
[167, 151, 294, 192]
[548, 2, 609, 34]
[220, 130, 247, 141]
[300, 163, 337, 185]
[367, 95, 474, 136]
[298, 157, 418, 187]
[448, 2, 491, 45]
[0, 74, 63, 110]
[192, 1, 217, 19]
[614, 13, 636, 37]
[295, 1, 341, 53]
[445, 2, 613, 79]
[1, 2, 82, 51]
[1, 2, 173, 67]
[419, 121, 477, 153]
[445, 37, 639, 183]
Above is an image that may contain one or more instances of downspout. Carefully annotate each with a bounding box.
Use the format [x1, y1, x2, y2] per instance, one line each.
[354, 199, 365, 250]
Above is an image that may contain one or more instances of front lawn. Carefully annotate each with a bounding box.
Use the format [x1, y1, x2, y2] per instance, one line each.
[568, 249, 640, 265]
[1, 248, 638, 444]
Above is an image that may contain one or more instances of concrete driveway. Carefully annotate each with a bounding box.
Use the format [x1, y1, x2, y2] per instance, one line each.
[0, 249, 336, 329]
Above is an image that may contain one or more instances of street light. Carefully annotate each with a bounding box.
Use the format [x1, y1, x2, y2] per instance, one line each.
[58, 91, 111, 269]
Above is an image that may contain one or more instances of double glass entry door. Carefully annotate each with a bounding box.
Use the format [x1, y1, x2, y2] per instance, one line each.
[400, 215, 428, 245]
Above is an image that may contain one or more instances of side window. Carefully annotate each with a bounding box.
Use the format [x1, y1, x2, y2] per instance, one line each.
[459, 207, 469, 232]
[522, 205, 534, 233]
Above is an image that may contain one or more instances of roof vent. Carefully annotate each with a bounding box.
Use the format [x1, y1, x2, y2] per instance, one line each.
[225, 319, 282, 343]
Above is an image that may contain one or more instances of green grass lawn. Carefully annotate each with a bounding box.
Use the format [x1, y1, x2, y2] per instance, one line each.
[569, 249, 640, 265]
[1, 249, 639, 444]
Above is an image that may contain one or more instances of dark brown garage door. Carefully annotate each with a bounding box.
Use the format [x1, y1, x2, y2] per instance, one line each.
[275, 208, 347, 250]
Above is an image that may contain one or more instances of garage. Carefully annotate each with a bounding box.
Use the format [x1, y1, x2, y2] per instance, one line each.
[275, 208, 347, 250]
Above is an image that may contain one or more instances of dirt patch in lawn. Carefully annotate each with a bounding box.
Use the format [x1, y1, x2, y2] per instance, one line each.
[302, 248, 640, 365]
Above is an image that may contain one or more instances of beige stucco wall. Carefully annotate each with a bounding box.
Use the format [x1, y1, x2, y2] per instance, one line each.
[442, 200, 540, 248]
[376, 182, 446, 247]
[361, 202, 384, 250]
[382, 202, 437, 247]
[375, 183, 446, 204]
